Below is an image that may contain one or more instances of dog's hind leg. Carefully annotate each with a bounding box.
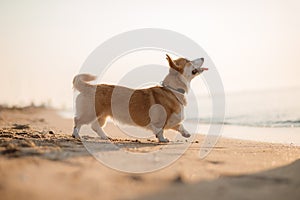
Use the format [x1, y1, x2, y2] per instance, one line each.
[91, 117, 108, 140]
[72, 126, 81, 138]
[72, 117, 81, 138]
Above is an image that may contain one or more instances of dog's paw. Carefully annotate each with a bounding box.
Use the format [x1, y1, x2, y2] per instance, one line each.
[72, 133, 80, 139]
[159, 138, 169, 143]
[100, 135, 109, 140]
[96, 132, 109, 140]
[182, 133, 191, 138]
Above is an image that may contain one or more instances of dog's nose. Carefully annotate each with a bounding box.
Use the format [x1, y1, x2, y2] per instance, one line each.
[201, 58, 204, 61]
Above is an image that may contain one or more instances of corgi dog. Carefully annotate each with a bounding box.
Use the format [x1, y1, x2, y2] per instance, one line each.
[72, 54, 208, 142]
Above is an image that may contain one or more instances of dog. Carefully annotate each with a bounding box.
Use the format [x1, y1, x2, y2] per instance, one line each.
[72, 54, 208, 142]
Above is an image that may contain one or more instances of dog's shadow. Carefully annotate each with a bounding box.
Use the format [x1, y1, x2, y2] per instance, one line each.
[0, 128, 179, 161]
[81, 135, 174, 154]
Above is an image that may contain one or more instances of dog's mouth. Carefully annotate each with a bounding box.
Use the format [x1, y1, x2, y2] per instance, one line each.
[200, 67, 209, 71]
[192, 67, 209, 75]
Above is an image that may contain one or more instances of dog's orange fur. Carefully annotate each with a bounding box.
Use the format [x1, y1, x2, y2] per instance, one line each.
[94, 85, 182, 128]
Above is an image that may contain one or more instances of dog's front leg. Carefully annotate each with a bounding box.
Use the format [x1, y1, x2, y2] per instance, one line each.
[172, 124, 191, 138]
[149, 104, 169, 143]
[151, 125, 169, 143]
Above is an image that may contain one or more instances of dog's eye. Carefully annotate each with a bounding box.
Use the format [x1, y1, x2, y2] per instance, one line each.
[192, 69, 198, 75]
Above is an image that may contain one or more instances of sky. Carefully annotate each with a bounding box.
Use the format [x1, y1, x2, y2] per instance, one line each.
[0, 0, 299, 108]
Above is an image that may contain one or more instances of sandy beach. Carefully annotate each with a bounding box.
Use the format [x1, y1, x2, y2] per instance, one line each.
[0, 106, 300, 200]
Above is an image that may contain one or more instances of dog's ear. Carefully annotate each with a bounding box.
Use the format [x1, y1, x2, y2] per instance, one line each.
[166, 54, 179, 70]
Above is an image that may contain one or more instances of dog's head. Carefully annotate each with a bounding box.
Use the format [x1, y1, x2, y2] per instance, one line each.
[166, 54, 208, 81]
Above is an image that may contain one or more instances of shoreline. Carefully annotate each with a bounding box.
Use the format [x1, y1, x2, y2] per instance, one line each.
[58, 109, 300, 146]
[197, 123, 300, 146]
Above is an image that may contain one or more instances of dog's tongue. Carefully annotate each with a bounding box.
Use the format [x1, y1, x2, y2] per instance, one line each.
[202, 67, 209, 71]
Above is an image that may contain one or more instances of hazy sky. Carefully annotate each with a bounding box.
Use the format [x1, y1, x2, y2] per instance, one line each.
[0, 0, 299, 108]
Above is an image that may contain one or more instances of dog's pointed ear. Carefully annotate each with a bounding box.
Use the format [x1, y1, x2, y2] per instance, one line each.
[166, 54, 178, 70]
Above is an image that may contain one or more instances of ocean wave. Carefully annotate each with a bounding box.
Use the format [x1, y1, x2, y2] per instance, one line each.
[186, 118, 300, 128]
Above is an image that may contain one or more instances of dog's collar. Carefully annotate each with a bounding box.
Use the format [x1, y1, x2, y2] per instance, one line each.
[161, 82, 185, 94]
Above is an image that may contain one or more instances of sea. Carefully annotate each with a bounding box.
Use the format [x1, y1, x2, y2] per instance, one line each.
[187, 87, 300, 128]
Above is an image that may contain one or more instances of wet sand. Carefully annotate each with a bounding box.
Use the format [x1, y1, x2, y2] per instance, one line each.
[0, 106, 299, 200]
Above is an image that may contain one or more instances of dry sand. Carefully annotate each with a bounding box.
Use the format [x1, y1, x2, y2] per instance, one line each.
[0, 107, 299, 200]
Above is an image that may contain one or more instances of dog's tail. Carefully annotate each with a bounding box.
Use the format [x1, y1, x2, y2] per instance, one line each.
[73, 74, 96, 93]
